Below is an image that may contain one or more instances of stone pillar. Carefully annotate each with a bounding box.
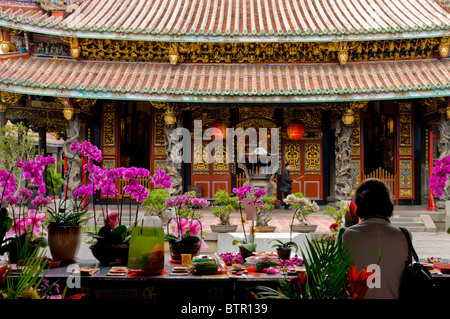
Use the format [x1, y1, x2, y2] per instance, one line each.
[334, 118, 354, 201]
[164, 106, 183, 196]
[63, 106, 81, 198]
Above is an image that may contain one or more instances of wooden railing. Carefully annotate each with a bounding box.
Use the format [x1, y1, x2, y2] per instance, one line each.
[116, 177, 151, 204]
[363, 167, 398, 205]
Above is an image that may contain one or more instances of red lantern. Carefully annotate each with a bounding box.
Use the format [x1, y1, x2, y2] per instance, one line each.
[212, 120, 226, 139]
[287, 122, 304, 139]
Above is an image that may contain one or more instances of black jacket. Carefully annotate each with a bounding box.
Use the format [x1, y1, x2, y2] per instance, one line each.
[281, 169, 293, 191]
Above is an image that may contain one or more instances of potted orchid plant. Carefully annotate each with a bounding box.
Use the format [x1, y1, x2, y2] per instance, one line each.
[231, 185, 267, 258]
[70, 141, 172, 265]
[0, 155, 56, 264]
[284, 193, 320, 233]
[165, 192, 210, 261]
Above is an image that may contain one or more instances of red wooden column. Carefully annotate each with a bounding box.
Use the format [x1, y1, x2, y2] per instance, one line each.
[428, 131, 437, 211]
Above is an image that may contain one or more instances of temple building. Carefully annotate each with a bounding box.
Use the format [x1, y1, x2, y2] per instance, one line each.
[0, 0, 450, 208]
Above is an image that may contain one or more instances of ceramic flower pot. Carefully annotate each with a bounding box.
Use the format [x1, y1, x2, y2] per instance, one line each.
[210, 224, 238, 233]
[169, 241, 200, 261]
[47, 224, 82, 263]
[276, 247, 292, 260]
[290, 224, 317, 233]
[253, 226, 277, 232]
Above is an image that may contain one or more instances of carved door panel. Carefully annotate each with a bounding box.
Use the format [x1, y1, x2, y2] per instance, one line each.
[284, 141, 323, 200]
[190, 142, 231, 199]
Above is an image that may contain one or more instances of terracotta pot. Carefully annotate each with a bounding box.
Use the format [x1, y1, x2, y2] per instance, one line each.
[290, 224, 317, 233]
[254, 226, 277, 232]
[48, 224, 82, 263]
[276, 247, 292, 260]
[210, 224, 238, 233]
[89, 243, 130, 265]
[169, 241, 200, 261]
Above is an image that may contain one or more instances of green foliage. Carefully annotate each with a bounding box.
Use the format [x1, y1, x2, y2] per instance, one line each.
[211, 190, 241, 226]
[89, 224, 131, 245]
[301, 236, 352, 299]
[45, 208, 87, 227]
[4, 248, 57, 299]
[255, 194, 276, 226]
[0, 123, 38, 187]
[45, 162, 65, 196]
[142, 188, 170, 218]
[232, 235, 257, 254]
[270, 239, 299, 252]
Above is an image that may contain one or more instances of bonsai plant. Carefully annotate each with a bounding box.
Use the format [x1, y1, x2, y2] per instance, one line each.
[141, 188, 170, 224]
[284, 193, 320, 232]
[165, 192, 210, 261]
[210, 189, 241, 232]
[254, 194, 277, 231]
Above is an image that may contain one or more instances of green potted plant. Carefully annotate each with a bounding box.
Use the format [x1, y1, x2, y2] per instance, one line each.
[284, 193, 320, 233]
[254, 194, 277, 232]
[141, 188, 171, 226]
[210, 189, 240, 233]
[45, 203, 87, 263]
[270, 239, 299, 260]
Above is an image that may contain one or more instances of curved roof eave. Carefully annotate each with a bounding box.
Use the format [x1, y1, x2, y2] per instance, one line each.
[1, 0, 450, 42]
[1, 19, 450, 42]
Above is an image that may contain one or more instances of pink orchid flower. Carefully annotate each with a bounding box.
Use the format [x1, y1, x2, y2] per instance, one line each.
[104, 208, 119, 229]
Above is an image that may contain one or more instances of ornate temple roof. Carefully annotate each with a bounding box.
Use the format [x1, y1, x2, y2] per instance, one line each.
[0, 0, 449, 42]
[1, 56, 449, 102]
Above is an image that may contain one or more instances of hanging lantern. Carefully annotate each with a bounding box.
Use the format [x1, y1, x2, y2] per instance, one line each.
[212, 120, 226, 139]
[287, 121, 304, 139]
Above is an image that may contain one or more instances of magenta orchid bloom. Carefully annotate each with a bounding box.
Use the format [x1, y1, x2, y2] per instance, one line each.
[5, 209, 47, 239]
[173, 217, 208, 249]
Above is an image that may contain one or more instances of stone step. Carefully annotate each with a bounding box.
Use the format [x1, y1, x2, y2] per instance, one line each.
[390, 215, 438, 232]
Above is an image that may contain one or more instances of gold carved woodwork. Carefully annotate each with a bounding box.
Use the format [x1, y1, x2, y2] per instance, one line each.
[283, 107, 322, 129]
[60, 37, 81, 59]
[0, 91, 22, 104]
[305, 143, 321, 171]
[439, 37, 450, 58]
[154, 109, 166, 146]
[79, 38, 443, 64]
[103, 147, 116, 156]
[213, 144, 228, 171]
[193, 144, 208, 171]
[284, 144, 300, 171]
[399, 103, 412, 147]
[238, 107, 275, 121]
[103, 112, 115, 146]
[351, 112, 360, 146]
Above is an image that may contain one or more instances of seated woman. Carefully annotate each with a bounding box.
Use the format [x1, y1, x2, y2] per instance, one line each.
[342, 178, 409, 299]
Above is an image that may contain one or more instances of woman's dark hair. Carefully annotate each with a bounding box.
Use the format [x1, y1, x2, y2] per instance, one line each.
[353, 178, 394, 219]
